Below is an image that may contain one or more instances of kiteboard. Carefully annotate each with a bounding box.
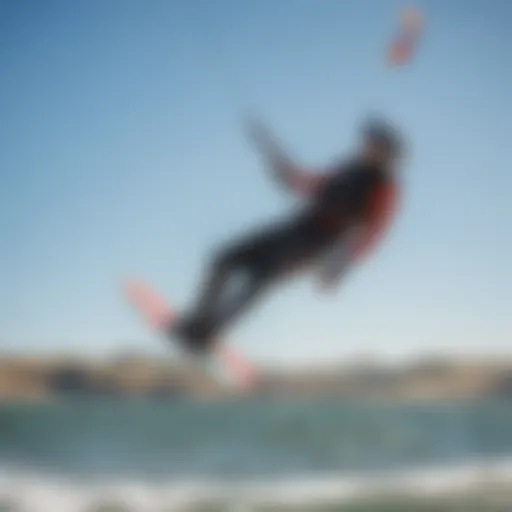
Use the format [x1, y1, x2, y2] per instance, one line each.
[123, 278, 258, 390]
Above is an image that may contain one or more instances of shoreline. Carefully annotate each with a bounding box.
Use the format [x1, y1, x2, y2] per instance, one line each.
[0, 354, 512, 401]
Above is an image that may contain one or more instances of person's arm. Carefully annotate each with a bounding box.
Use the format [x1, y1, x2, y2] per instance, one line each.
[245, 116, 327, 197]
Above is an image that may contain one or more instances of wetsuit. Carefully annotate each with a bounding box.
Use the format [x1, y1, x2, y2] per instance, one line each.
[172, 157, 397, 353]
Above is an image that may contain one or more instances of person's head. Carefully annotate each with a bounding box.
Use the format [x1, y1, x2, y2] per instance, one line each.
[359, 118, 403, 167]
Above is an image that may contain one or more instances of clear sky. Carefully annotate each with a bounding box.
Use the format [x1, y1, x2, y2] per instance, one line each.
[1, 0, 511, 365]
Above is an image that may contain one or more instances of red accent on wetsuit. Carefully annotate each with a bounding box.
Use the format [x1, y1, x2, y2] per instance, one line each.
[351, 182, 398, 261]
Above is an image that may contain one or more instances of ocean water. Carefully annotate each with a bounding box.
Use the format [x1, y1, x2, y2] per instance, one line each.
[1, 398, 512, 511]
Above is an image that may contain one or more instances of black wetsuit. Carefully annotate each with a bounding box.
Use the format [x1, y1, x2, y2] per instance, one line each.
[172, 158, 392, 352]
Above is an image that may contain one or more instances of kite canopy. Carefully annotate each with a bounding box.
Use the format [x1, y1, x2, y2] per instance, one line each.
[386, 7, 423, 66]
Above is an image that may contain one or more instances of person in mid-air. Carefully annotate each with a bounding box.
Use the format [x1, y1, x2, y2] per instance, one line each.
[172, 116, 403, 353]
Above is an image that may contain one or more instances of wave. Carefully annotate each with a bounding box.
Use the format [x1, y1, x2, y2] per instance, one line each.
[0, 457, 511, 511]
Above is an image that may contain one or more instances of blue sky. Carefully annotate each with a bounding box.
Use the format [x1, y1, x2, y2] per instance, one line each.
[1, 0, 510, 365]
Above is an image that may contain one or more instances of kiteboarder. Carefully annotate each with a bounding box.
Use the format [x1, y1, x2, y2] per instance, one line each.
[172, 116, 403, 353]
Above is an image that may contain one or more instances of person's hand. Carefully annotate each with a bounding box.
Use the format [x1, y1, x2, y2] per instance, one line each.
[316, 275, 338, 295]
[315, 256, 353, 295]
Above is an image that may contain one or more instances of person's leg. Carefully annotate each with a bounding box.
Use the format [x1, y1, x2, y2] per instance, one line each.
[187, 246, 241, 325]
[211, 266, 272, 334]
[173, 217, 330, 353]
[171, 245, 244, 345]
[171, 228, 278, 351]
[215, 223, 336, 330]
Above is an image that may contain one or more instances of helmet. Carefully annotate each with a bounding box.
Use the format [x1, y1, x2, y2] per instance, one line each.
[361, 118, 403, 157]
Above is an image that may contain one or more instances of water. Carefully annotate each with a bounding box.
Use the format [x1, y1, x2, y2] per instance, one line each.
[2, 398, 512, 477]
[1, 398, 512, 510]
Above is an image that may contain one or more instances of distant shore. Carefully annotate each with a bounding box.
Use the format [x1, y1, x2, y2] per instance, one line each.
[0, 353, 511, 401]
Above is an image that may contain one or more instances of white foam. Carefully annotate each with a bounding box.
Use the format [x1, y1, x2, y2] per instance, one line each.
[0, 457, 511, 511]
